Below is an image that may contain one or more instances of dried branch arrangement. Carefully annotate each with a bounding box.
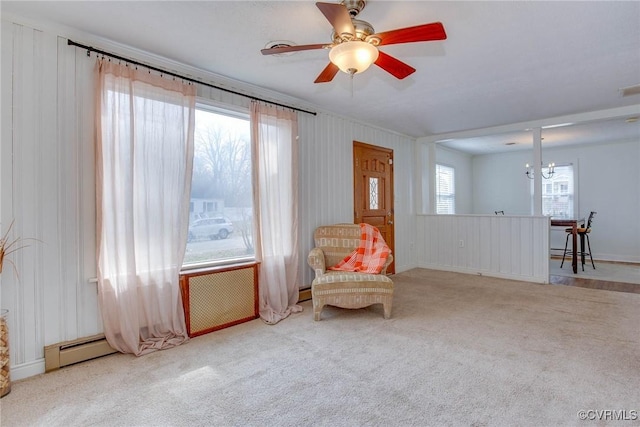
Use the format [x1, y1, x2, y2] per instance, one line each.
[0, 220, 35, 276]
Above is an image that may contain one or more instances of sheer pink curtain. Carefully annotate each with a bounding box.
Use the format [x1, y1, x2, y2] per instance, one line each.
[251, 102, 302, 324]
[95, 60, 195, 355]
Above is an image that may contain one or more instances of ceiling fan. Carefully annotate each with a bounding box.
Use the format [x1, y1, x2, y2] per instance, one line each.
[260, 0, 447, 83]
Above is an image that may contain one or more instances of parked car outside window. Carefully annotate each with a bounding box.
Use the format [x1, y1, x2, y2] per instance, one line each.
[188, 217, 234, 241]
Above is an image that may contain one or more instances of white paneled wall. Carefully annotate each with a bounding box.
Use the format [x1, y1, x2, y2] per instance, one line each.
[416, 215, 550, 283]
[1, 15, 567, 384]
[297, 113, 416, 288]
[1, 24, 100, 380]
[1, 18, 418, 380]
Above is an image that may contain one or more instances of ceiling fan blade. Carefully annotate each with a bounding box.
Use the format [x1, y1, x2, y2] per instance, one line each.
[314, 62, 340, 83]
[374, 51, 416, 80]
[375, 22, 447, 46]
[316, 2, 355, 38]
[261, 43, 327, 55]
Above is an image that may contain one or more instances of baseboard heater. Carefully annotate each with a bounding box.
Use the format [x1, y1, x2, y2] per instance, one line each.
[44, 334, 116, 373]
[44, 263, 259, 371]
[180, 262, 259, 337]
[298, 288, 312, 302]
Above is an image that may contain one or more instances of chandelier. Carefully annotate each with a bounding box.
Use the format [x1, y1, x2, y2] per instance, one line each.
[525, 162, 555, 179]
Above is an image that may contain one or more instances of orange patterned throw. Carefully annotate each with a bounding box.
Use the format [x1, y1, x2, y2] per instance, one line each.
[329, 223, 390, 274]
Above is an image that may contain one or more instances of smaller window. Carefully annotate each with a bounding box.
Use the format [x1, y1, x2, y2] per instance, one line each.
[436, 164, 455, 214]
[539, 164, 574, 219]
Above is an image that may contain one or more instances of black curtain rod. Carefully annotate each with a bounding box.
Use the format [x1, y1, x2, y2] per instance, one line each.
[67, 39, 316, 116]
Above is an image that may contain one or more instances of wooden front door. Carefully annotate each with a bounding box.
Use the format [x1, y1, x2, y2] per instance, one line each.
[353, 141, 395, 274]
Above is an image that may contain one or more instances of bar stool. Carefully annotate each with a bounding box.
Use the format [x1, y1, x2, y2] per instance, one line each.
[561, 211, 596, 271]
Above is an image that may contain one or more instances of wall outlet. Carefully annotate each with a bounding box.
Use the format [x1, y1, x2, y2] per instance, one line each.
[459, 239, 464, 248]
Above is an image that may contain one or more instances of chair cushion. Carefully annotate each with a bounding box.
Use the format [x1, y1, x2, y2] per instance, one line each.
[312, 273, 393, 301]
[565, 227, 590, 233]
[312, 271, 393, 287]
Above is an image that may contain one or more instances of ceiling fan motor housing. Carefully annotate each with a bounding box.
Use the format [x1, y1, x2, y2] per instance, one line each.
[342, 0, 366, 17]
[332, 19, 376, 44]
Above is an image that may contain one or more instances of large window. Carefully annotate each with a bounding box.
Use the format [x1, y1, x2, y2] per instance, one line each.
[436, 164, 455, 214]
[541, 164, 574, 218]
[183, 103, 255, 267]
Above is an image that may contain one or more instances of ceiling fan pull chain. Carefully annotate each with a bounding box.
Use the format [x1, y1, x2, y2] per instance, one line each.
[350, 73, 354, 98]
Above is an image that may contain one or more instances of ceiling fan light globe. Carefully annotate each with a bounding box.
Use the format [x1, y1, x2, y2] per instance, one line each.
[329, 41, 379, 75]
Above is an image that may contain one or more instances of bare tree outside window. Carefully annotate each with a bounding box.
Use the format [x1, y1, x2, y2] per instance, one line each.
[183, 105, 255, 267]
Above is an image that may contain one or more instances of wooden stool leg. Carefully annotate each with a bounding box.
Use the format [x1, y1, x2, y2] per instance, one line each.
[586, 234, 595, 269]
[580, 233, 586, 271]
[560, 232, 570, 268]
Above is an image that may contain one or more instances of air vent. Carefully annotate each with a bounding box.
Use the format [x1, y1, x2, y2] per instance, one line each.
[264, 40, 297, 56]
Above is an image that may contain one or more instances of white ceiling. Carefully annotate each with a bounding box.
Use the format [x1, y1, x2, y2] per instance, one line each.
[3, 1, 640, 153]
[437, 115, 640, 156]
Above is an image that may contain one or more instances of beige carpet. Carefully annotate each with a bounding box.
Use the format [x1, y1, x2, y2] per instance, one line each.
[1, 268, 639, 426]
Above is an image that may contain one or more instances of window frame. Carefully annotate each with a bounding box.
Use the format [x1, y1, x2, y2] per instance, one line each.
[181, 99, 256, 271]
[435, 163, 456, 215]
[530, 163, 576, 219]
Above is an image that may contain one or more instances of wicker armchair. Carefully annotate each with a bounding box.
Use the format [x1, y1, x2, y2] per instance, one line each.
[307, 224, 394, 321]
